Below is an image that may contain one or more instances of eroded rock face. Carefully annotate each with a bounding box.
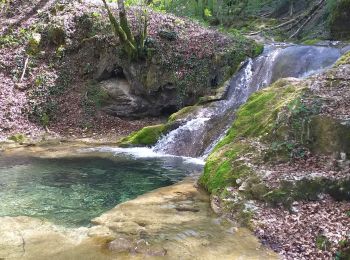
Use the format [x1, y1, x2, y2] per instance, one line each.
[42, 1, 260, 118]
[309, 116, 350, 155]
[98, 78, 150, 118]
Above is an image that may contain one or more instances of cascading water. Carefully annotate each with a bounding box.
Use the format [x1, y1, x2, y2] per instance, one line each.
[153, 43, 342, 158]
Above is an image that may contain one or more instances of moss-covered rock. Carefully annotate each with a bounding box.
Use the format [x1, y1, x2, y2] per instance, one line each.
[335, 51, 350, 67]
[308, 116, 350, 155]
[43, 1, 261, 118]
[200, 79, 305, 193]
[168, 106, 199, 122]
[119, 124, 169, 147]
[200, 51, 350, 219]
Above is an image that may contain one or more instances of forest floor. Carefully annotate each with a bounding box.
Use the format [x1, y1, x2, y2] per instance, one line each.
[254, 196, 350, 259]
[0, 0, 167, 143]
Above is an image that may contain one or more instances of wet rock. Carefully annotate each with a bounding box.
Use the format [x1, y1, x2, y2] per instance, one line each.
[226, 226, 238, 234]
[175, 206, 200, 212]
[210, 195, 223, 215]
[87, 225, 113, 238]
[108, 237, 133, 253]
[106, 221, 143, 235]
[198, 80, 230, 104]
[0, 216, 89, 259]
[134, 239, 167, 256]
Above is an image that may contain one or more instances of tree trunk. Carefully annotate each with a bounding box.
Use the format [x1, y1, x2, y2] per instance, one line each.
[118, 0, 135, 45]
[289, 0, 294, 17]
[101, 0, 136, 58]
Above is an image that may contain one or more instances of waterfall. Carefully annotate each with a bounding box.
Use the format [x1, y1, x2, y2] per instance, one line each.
[153, 43, 342, 158]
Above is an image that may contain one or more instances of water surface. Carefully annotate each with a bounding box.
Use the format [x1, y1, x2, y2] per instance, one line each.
[0, 149, 202, 227]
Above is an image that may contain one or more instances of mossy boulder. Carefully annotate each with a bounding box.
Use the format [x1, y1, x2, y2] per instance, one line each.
[168, 105, 199, 122]
[335, 51, 350, 67]
[308, 116, 350, 155]
[200, 79, 305, 193]
[119, 124, 169, 147]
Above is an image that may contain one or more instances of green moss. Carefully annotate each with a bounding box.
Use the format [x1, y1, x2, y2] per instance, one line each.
[27, 33, 41, 54]
[301, 39, 321, 45]
[337, 239, 350, 260]
[316, 235, 331, 251]
[199, 141, 253, 193]
[168, 106, 198, 122]
[253, 43, 264, 56]
[215, 79, 304, 151]
[335, 51, 350, 67]
[119, 124, 168, 147]
[8, 134, 26, 143]
[200, 79, 305, 194]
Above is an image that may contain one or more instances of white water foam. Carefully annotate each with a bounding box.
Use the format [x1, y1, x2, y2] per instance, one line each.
[81, 147, 206, 165]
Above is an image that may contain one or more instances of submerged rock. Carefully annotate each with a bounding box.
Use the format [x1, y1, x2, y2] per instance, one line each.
[91, 178, 277, 259]
[108, 237, 133, 253]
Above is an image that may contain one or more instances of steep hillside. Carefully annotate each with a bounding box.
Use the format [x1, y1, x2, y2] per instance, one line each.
[153, 0, 350, 42]
[0, 0, 260, 142]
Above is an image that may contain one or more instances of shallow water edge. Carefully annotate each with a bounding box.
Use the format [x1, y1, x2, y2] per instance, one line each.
[0, 145, 278, 259]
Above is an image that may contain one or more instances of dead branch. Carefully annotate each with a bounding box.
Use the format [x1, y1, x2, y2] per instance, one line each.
[20, 56, 29, 82]
[289, 0, 325, 38]
[248, 0, 326, 37]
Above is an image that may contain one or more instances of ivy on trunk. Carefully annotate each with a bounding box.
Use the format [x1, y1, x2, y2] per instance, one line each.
[101, 0, 148, 60]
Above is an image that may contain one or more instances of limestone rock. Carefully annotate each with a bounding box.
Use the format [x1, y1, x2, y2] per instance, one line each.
[98, 78, 149, 118]
[108, 237, 133, 253]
